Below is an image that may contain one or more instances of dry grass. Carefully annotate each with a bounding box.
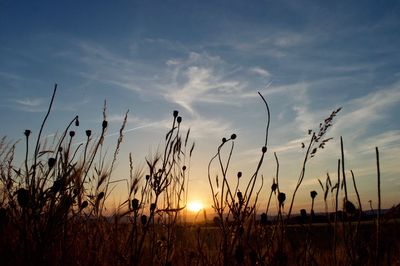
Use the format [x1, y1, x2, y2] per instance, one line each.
[0, 85, 399, 266]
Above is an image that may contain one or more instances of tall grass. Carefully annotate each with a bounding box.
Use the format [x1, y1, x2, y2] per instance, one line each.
[0, 85, 398, 266]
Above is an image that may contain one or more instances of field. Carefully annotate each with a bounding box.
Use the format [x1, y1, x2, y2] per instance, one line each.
[0, 86, 399, 266]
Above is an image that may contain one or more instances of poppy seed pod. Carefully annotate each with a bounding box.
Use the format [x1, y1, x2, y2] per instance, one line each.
[97, 192, 105, 200]
[48, 157, 56, 168]
[131, 198, 139, 211]
[222, 137, 227, 143]
[85, 130, 92, 137]
[177, 116, 182, 123]
[278, 192, 286, 205]
[231, 133, 237, 140]
[75, 117, 79, 127]
[237, 191, 243, 202]
[237, 172, 242, 178]
[182, 165, 187, 171]
[271, 183, 278, 192]
[173, 110, 179, 118]
[24, 129, 31, 137]
[102, 120, 108, 130]
[69, 131, 75, 137]
[310, 190, 317, 199]
[262, 146, 267, 153]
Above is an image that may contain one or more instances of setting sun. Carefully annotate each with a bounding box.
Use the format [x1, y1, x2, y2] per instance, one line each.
[187, 201, 204, 212]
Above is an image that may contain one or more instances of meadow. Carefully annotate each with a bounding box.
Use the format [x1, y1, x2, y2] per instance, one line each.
[0, 85, 399, 266]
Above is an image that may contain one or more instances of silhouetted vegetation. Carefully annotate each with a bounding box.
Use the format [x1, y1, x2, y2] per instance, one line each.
[0, 85, 398, 265]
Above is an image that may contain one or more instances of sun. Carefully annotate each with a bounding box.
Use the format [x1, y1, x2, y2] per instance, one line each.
[187, 201, 204, 212]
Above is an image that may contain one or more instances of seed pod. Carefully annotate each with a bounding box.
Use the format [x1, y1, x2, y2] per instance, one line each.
[24, 129, 31, 137]
[75, 117, 80, 127]
[310, 190, 318, 199]
[278, 192, 286, 206]
[177, 116, 182, 123]
[262, 146, 267, 153]
[182, 165, 187, 171]
[222, 137, 227, 143]
[97, 192, 105, 200]
[271, 183, 278, 192]
[85, 130, 92, 137]
[231, 133, 237, 140]
[16, 188, 29, 208]
[237, 172, 242, 178]
[173, 110, 179, 118]
[150, 203, 156, 212]
[131, 198, 139, 211]
[69, 131, 75, 137]
[102, 120, 108, 130]
[48, 157, 56, 169]
[237, 191, 243, 203]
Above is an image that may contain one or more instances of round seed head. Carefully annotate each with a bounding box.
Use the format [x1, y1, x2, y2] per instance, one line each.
[48, 157, 56, 169]
[177, 116, 182, 123]
[24, 129, 31, 137]
[222, 137, 227, 143]
[182, 165, 187, 171]
[237, 172, 242, 178]
[69, 131, 75, 137]
[58, 147, 63, 152]
[102, 120, 108, 130]
[131, 198, 139, 211]
[278, 192, 286, 205]
[310, 190, 317, 199]
[262, 146, 267, 153]
[85, 130, 92, 137]
[97, 192, 105, 200]
[75, 117, 79, 127]
[237, 191, 243, 202]
[173, 110, 179, 118]
[231, 133, 237, 140]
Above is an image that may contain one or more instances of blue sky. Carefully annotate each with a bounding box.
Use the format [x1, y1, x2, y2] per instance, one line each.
[1, 0, 399, 213]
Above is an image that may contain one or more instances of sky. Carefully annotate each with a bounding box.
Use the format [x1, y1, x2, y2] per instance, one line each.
[1, 0, 399, 215]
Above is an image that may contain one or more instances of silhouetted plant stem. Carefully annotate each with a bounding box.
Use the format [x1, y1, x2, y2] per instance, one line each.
[376, 147, 381, 265]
